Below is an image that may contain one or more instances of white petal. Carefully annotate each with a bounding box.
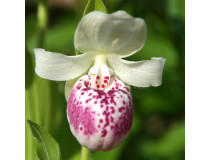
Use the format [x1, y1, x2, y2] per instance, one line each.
[74, 11, 146, 58]
[107, 55, 166, 87]
[34, 48, 96, 81]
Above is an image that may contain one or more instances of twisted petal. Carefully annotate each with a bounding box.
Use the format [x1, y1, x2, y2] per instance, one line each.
[34, 48, 96, 81]
[74, 11, 146, 58]
[107, 55, 166, 87]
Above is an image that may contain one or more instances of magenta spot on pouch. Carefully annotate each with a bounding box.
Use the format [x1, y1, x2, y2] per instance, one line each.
[118, 107, 125, 112]
[67, 88, 98, 136]
[101, 129, 107, 137]
[85, 98, 92, 103]
[113, 106, 133, 137]
[111, 107, 115, 113]
[84, 81, 89, 87]
[103, 111, 110, 128]
[110, 116, 114, 122]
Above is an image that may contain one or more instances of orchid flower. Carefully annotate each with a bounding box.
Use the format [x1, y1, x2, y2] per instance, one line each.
[34, 11, 165, 151]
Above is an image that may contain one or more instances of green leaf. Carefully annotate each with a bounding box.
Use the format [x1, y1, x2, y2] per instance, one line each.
[36, 142, 48, 160]
[27, 120, 62, 160]
[83, 0, 107, 16]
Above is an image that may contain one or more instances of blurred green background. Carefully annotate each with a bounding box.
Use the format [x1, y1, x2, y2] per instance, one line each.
[25, 0, 185, 160]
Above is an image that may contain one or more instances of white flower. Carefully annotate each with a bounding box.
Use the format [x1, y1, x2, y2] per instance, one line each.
[34, 11, 165, 151]
[34, 11, 165, 88]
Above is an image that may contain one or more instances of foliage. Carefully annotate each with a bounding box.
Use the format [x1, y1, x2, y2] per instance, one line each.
[84, 0, 107, 15]
[27, 120, 62, 160]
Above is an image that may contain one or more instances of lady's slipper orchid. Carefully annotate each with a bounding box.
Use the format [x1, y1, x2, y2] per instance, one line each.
[34, 11, 165, 151]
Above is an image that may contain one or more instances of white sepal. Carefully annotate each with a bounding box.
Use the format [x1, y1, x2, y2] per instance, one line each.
[34, 48, 96, 81]
[107, 55, 166, 87]
[74, 11, 146, 58]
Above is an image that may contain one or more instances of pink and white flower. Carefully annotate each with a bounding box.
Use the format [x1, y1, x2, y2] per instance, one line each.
[34, 11, 165, 151]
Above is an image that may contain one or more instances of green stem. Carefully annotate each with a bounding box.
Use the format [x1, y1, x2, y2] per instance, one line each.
[81, 146, 90, 160]
[26, 1, 48, 160]
[37, 0, 48, 48]
[36, 0, 53, 132]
